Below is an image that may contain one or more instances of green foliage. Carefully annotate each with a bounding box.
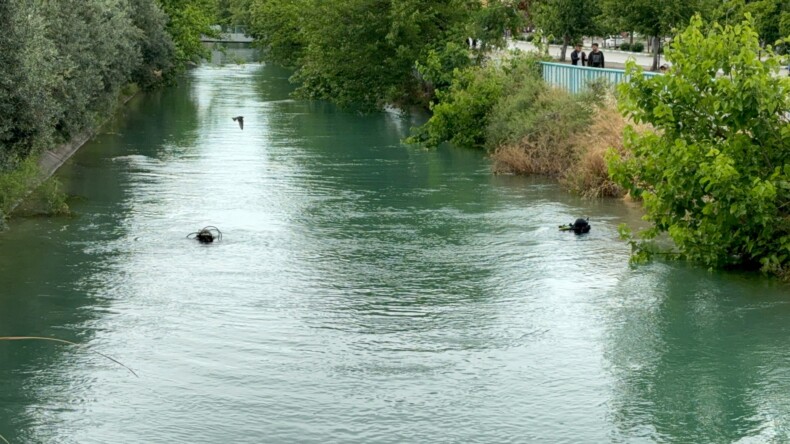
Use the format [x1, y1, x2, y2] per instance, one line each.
[241, 0, 524, 109]
[610, 15, 790, 274]
[409, 53, 545, 148]
[43, 0, 142, 138]
[0, 157, 38, 217]
[485, 72, 602, 151]
[158, 0, 219, 65]
[13, 176, 70, 218]
[533, 0, 600, 57]
[130, 0, 176, 88]
[630, 42, 645, 52]
[619, 42, 631, 51]
[1, 0, 172, 164]
[525, 34, 535, 42]
[416, 42, 474, 93]
[244, 0, 306, 67]
[408, 64, 508, 148]
[714, 0, 787, 49]
[599, 0, 718, 69]
[1, 0, 180, 222]
[468, 0, 525, 51]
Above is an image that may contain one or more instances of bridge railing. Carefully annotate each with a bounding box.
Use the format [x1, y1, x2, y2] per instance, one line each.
[540, 62, 660, 93]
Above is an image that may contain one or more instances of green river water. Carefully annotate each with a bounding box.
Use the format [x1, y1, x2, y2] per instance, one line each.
[1, 64, 790, 443]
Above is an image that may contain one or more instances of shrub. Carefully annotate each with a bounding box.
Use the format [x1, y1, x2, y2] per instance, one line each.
[630, 42, 644, 52]
[489, 87, 597, 176]
[560, 101, 653, 198]
[409, 52, 545, 148]
[0, 157, 41, 216]
[610, 15, 790, 274]
[525, 34, 535, 42]
[619, 42, 631, 51]
[416, 42, 474, 93]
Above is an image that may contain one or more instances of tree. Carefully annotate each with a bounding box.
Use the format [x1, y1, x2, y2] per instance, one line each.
[130, 0, 176, 88]
[533, 0, 599, 61]
[157, 0, 219, 65]
[241, 0, 523, 109]
[244, 0, 307, 68]
[609, 15, 790, 276]
[714, 0, 789, 51]
[599, 0, 716, 70]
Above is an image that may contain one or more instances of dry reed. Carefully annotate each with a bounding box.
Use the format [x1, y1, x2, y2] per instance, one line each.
[560, 102, 635, 198]
[491, 92, 652, 198]
[0, 336, 138, 377]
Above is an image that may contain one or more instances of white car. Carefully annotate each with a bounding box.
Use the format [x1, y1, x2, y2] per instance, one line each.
[603, 36, 620, 48]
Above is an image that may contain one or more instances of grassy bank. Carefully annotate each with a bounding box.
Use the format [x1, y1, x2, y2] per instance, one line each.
[410, 52, 643, 199]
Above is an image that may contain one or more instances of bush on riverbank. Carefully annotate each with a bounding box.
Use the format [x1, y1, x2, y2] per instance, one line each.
[411, 52, 634, 198]
[241, 0, 524, 110]
[610, 15, 790, 276]
[408, 53, 546, 148]
[489, 88, 639, 198]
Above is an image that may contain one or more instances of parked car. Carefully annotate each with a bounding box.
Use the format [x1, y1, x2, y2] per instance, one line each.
[603, 35, 620, 48]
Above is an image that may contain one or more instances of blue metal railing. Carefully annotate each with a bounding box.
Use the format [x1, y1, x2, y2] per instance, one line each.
[540, 62, 660, 93]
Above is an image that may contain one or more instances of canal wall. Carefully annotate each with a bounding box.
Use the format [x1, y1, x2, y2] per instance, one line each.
[4, 91, 139, 219]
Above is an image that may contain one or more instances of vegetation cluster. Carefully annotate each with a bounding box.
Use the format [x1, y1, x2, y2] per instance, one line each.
[0, 0, 217, 220]
[611, 16, 790, 277]
[229, 0, 524, 110]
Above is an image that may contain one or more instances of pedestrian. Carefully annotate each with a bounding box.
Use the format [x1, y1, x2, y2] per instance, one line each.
[570, 44, 586, 66]
[588, 43, 605, 68]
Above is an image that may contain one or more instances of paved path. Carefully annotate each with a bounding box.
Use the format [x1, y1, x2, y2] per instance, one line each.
[507, 40, 664, 70]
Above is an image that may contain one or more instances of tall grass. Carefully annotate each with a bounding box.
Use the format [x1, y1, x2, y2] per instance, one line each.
[0, 158, 40, 217]
[560, 101, 644, 198]
[0, 157, 70, 226]
[489, 80, 651, 198]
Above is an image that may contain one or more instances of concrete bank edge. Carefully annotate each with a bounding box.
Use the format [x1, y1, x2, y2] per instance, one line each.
[4, 92, 139, 219]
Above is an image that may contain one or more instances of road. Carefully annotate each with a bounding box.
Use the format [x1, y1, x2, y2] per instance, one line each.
[507, 40, 663, 70]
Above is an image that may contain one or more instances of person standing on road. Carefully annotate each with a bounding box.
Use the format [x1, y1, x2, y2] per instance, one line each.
[588, 43, 605, 68]
[570, 44, 586, 66]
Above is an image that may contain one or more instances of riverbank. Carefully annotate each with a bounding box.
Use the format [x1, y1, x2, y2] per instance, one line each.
[0, 87, 140, 225]
[411, 52, 641, 199]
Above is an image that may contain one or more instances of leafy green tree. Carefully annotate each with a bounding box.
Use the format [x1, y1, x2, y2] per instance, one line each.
[416, 42, 474, 96]
[240, 0, 522, 109]
[42, 0, 142, 137]
[244, 0, 307, 67]
[0, 0, 60, 164]
[532, 0, 600, 61]
[130, 0, 177, 88]
[715, 0, 789, 51]
[610, 15, 790, 275]
[158, 0, 219, 65]
[599, 0, 717, 70]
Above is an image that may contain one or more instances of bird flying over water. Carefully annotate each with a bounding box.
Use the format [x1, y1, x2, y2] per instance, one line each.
[232, 116, 244, 130]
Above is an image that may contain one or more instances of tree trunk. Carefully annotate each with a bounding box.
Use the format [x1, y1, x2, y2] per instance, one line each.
[651, 35, 660, 71]
[560, 33, 569, 62]
[630, 32, 634, 46]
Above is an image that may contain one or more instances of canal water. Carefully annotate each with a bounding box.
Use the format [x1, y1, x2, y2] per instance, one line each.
[1, 64, 790, 443]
